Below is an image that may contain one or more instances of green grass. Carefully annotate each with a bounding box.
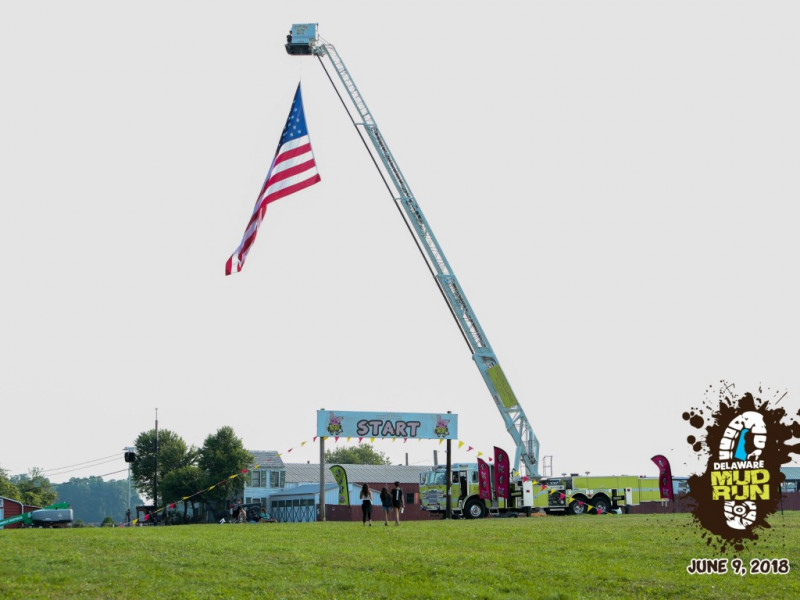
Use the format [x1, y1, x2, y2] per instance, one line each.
[1, 513, 798, 599]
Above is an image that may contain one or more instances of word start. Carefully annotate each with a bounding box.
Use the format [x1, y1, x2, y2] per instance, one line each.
[356, 419, 422, 437]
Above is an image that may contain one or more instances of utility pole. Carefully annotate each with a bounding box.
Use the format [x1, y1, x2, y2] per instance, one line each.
[319, 428, 326, 522]
[154, 408, 158, 520]
[124, 446, 135, 525]
[445, 410, 452, 519]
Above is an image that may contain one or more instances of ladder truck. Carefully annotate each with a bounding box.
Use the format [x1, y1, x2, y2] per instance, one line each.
[285, 24, 540, 479]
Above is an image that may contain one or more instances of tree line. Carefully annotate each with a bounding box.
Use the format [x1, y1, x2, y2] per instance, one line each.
[1, 425, 252, 525]
[55, 477, 144, 525]
[1, 466, 140, 524]
[0, 467, 58, 507]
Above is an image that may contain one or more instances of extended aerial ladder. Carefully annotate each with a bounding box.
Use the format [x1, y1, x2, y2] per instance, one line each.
[286, 24, 540, 476]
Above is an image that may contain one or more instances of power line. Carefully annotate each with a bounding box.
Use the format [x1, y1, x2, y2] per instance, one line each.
[40, 452, 121, 473]
[93, 468, 129, 479]
[44, 457, 123, 477]
[34, 453, 125, 480]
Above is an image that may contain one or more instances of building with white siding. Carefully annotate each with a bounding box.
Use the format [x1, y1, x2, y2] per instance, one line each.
[243, 451, 286, 508]
[242, 451, 433, 522]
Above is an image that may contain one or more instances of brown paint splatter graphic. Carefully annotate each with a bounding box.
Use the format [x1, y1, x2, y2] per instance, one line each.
[684, 382, 800, 553]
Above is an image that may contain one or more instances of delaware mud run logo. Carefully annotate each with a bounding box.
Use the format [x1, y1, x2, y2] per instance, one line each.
[684, 382, 800, 552]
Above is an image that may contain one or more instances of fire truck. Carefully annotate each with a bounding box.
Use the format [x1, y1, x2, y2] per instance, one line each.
[419, 464, 665, 518]
[286, 25, 672, 517]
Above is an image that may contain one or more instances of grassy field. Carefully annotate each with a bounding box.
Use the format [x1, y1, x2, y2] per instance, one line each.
[1, 513, 798, 599]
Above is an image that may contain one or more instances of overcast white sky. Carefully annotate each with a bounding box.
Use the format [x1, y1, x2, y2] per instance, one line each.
[2, 2, 799, 485]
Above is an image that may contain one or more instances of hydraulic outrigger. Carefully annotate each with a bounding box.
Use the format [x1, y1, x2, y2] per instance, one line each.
[286, 24, 540, 476]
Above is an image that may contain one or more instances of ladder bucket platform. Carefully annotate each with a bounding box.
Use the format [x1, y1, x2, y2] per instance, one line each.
[285, 23, 319, 55]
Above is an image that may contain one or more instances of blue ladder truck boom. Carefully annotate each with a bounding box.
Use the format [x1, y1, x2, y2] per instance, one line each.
[286, 24, 540, 479]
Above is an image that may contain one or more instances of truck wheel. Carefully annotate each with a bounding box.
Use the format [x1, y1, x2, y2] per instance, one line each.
[567, 496, 588, 515]
[463, 498, 487, 519]
[592, 496, 611, 515]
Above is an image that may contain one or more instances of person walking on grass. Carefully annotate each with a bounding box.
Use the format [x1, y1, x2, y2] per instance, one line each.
[391, 481, 404, 525]
[360, 483, 373, 526]
[380, 487, 392, 526]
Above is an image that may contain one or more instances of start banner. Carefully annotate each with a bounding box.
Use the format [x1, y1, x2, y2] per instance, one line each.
[317, 410, 458, 440]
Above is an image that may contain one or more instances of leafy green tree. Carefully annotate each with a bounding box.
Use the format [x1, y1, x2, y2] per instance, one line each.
[131, 429, 197, 506]
[161, 465, 205, 521]
[11, 468, 58, 507]
[324, 444, 392, 465]
[0, 467, 21, 500]
[198, 426, 253, 506]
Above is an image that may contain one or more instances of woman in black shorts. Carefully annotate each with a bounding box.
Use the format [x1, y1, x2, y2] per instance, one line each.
[360, 483, 373, 526]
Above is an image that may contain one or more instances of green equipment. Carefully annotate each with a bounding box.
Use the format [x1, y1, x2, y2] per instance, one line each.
[0, 502, 72, 528]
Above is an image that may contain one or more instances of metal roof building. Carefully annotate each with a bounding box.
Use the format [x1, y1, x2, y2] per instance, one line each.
[242, 455, 435, 522]
[267, 483, 347, 523]
[244, 451, 287, 504]
[250, 450, 284, 469]
[284, 463, 430, 487]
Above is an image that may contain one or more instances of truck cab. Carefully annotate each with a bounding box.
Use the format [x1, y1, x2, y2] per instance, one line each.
[420, 464, 533, 518]
[420, 464, 482, 517]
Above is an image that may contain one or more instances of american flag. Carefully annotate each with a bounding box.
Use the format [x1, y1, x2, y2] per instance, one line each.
[225, 83, 321, 275]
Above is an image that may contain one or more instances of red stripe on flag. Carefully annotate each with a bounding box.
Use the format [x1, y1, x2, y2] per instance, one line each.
[263, 158, 318, 190]
[225, 205, 268, 275]
[242, 204, 267, 239]
[264, 173, 321, 206]
[273, 143, 313, 165]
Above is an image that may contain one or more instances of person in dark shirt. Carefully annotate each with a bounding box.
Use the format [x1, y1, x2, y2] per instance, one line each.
[391, 481, 405, 525]
[380, 487, 392, 526]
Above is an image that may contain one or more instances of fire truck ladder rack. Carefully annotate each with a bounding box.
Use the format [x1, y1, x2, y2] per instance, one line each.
[300, 34, 540, 477]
